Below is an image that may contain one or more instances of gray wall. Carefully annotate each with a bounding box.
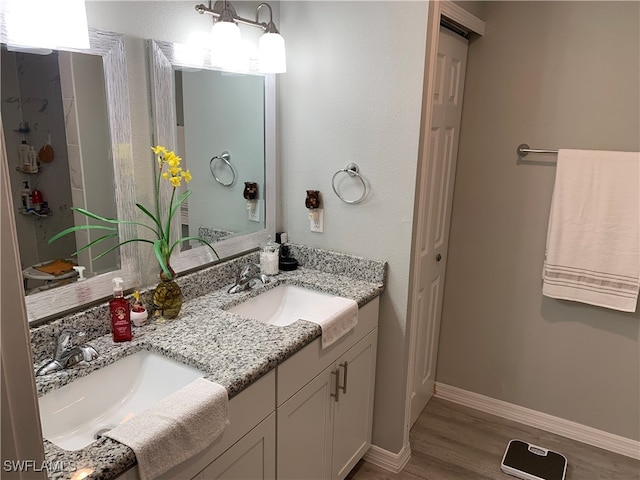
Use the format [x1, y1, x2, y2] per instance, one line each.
[438, 1, 640, 440]
[279, 1, 428, 452]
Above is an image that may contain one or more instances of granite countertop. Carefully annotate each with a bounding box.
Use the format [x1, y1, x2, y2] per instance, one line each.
[38, 265, 385, 480]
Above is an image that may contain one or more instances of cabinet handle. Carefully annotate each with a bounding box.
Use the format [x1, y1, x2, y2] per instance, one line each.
[339, 361, 348, 394]
[330, 369, 340, 402]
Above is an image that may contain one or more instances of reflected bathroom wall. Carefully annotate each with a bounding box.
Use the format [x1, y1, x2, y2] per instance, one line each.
[1, 48, 118, 293]
[175, 69, 266, 249]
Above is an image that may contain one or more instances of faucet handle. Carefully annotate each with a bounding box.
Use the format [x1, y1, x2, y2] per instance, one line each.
[240, 263, 261, 279]
[55, 329, 84, 354]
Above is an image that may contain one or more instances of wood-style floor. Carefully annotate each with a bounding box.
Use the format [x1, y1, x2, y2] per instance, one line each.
[347, 397, 640, 480]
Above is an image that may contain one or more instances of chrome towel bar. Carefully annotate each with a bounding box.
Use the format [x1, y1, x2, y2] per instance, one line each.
[517, 144, 558, 157]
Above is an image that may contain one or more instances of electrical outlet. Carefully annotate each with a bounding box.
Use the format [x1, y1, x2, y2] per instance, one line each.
[310, 208, 324, 233]
[247, 200, 262, 222]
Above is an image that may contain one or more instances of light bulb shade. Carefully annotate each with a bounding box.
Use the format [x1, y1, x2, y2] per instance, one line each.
[259, 32, 286, 73]
[211, 20, 245, 71]
[4, 0, 90, 52]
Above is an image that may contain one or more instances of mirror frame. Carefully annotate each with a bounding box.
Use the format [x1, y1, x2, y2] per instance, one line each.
[0, 27, 140, 325]
[147, 39, 276, 274]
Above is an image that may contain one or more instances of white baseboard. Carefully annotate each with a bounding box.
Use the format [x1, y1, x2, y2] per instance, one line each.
[364, 443, 411, 474]
[435, 382, 640, 460]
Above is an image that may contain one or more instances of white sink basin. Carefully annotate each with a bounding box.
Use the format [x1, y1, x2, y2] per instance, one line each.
[38, 350, 205, 451]
[228, 284, 336, 326]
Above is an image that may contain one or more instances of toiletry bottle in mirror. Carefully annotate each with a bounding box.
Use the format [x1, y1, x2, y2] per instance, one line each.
[21, 181, 32, 210]
[27, 146, 38, 173]
[18, 140, 29, 171]
[109, 277, 132, 342]
[31, 189, 43, 212]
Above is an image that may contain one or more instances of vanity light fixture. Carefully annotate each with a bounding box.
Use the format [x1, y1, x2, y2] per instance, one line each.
[2, 0, 90, 53]
[195, 1, 286, 73]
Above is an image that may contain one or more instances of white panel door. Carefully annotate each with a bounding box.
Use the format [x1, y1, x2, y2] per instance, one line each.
[331, 330, 377, 480]
[410, 25, 469, 426]
[196, 413, 276, 480]
[277, 366, 334, 480]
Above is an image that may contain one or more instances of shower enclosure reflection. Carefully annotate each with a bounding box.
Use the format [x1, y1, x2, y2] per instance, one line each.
[1, 47, 118, 294]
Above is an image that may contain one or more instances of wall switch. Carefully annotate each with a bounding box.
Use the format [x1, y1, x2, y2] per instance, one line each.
[247, 200, 262, 222]
[310, 208, 324, 233]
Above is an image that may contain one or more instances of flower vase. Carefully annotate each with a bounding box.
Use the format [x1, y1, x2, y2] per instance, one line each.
[153, 268, 182, 320]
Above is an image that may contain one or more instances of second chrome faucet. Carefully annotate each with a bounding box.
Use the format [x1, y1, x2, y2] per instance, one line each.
[228, 263, 270, 294]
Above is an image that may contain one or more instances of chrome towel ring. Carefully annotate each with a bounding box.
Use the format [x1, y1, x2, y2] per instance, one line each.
[209, 151, 237, 186]
[332, 163, 367, 204]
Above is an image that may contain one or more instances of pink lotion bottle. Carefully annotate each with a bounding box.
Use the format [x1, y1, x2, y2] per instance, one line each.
[109, 277, 132, 342]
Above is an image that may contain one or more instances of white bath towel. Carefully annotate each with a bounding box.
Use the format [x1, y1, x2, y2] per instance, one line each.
[542, 149, 640, 312]
[303, 296, 359, 348]
[105, 378, 229, 480]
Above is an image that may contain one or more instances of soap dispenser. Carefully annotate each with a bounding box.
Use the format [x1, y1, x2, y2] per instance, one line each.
[109, 277, 132, 342]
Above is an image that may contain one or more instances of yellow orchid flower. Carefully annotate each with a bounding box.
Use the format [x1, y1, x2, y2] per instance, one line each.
[165, 152, 181, 168]
[182, 170, 193, 183]
[170, 176, 182, 187]
[151, 145, 168, 156]
[169, 166, 182, 176]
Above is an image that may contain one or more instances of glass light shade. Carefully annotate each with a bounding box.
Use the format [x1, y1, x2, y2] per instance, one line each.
[5, 0, 89, 51]
[210, 21, 244, 71]
[259, 32, 286, 73]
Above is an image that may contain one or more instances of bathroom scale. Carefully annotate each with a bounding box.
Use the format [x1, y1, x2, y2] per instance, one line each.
[501, 439, 567, 480]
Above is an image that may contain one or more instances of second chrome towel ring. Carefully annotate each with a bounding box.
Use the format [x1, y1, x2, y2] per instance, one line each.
[210, 151, 237, 186]
[332, 163, 367, 204]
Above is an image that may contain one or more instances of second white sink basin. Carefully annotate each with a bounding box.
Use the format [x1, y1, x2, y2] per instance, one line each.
[228, 284, 335, 326]
[38, 350, 205, 451]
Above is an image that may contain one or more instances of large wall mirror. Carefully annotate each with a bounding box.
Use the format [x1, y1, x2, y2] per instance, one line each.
[148, 39, 275, 274]
[0, 29, 139, 325]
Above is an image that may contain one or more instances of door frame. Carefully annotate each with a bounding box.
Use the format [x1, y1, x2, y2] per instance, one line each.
[402, 0, 484, 461]
[1, 117, 46, 479]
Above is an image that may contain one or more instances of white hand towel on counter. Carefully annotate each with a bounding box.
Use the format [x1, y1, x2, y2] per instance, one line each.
[542, 149, 640, 312]
[105, 377, 229, 480]
[302, 296, 359, 348]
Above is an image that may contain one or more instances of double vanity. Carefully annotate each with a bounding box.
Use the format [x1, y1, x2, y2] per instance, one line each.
[32, 245, 386, 480]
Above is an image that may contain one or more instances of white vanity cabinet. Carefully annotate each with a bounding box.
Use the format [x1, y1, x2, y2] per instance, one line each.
[277, 298, 379, 480]
[116, 296, 380, 480]
[118, 370, 276, 480]
[193, 413, 276, 480]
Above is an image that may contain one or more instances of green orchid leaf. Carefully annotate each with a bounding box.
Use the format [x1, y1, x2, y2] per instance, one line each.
[153, 240, 172, 279]
[93, 238, 155, 261]
[135, 203, 162, 232]
[70, 207, 120, 224]
[168, 236, 219, 260]
[72, 233, 119, 256]
[49, 225, 117, 244]
[163, 188, 177, 244]
[168, 190, 192, 225]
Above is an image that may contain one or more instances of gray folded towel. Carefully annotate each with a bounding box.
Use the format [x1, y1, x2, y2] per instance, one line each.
[105, 377, 229, 480]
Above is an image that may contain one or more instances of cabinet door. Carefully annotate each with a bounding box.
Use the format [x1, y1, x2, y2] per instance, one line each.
[196, 413, 276, 480]
[331, 329, 378, 480]
[277, 366, 334, 480]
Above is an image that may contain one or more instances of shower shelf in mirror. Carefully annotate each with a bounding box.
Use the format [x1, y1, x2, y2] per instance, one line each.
[18, 208, 51, 217]
[15, 166, 43, 174]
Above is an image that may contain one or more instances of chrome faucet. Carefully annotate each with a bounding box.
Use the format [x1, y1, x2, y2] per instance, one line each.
[228, 263, 270, 294]
[36, 329, 99, 376]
